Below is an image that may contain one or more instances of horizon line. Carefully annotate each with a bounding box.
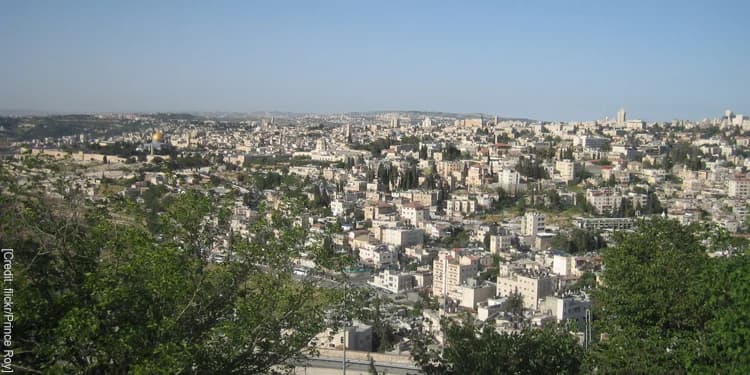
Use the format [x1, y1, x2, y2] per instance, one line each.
[0, 107, 738, 124]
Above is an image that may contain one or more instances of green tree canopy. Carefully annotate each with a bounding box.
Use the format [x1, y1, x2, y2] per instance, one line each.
[590, 219, 750, 374]
[4, 177, 334, 374]
[412, 315, 583, 375]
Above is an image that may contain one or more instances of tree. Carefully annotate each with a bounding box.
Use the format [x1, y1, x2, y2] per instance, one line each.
[515, 156, 549, 179]
[352, 138, 395, 157]
[4, 178, 334, 374]
[419, 145, 428, 160]
[570, 271, 597, 291]
[590, 219, 715, 373]
[504, 292, 526, 329]
[666, 142, 705, 171]
[561, 147, 574, 160]
[389, 165, 399, 191]
[368, 356, 380, 375]
[398, 164, 419, 190]
[368, 296, 396, 353]
[546, 189, 562, 210]
[493, 187, 515, 211]
[444, 144, 462, 161]
[695, 248, 750, 374]
[412, 315, 583, 375]
[365, 167, 375, 182]
[605, 173, 616, 187]
[643, 191, 664, 215]
[420, 171, 436, 189]
[618, 197, 636, 217]
[551, 229, 604, 254]
[311, 184, 330, 208]
[516, 195, 528, 216]
[575, 192, 594, 214]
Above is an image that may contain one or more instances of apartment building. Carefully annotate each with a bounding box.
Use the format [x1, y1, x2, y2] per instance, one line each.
[555, 160, 578, 182]
[728, 175, 750, 198]
[432, 250, 480, 299]
[497, 270, 556, 310]
[381, 227, 424, 247]
[540, 294, 592, 331]
[446, 195, 478, 216]
[369, 270, 416, 294]
[521, 212, 545, 236]
[586, 188, 623, 214]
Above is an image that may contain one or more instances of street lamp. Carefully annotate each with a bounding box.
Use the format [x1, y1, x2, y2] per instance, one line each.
[342, 273, 350, 375]
[340, 266, 366, 374]
[585, 308, 592, 350]
[343, 278, 347, 374]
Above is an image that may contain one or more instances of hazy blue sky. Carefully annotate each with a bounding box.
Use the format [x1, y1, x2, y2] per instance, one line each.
[1, 1, 748, 121]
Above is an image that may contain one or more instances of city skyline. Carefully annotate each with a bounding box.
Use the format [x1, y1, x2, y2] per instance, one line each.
[4, 2, 750, 373]
[1, 1, 749, 121]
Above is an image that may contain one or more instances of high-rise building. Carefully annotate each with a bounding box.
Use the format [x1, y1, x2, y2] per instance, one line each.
[616, 108, 626, 126]
[390, 116, 400, 128]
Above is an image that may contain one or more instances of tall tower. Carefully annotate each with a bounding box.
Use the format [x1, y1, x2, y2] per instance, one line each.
[617, 109, 626, 126]
[725, 109, 735, 126]
[345, 123, 352, 144]
[390, 116, 400, 128]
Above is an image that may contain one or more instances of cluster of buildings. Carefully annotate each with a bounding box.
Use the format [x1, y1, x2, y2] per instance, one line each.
[6, 107, 750, 353]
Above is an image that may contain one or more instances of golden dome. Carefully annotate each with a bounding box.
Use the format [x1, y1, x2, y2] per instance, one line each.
[152, 130, 164, 143]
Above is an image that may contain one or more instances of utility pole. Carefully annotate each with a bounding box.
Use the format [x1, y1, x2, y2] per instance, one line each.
[441, 257, 448, 357]
[585, 308, 592, 350]
[444, 261, 449, 314]
[342, 274, 348, 375]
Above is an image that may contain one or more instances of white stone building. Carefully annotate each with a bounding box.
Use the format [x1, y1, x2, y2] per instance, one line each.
[497, 270, 556, 310]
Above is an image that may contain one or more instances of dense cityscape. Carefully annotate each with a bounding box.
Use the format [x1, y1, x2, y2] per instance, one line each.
[2, 108, 750, 373]
[3, 1, 750, 374]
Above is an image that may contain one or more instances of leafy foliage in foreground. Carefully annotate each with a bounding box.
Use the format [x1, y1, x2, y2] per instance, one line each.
[412, 316, 583, 375]
[590, 219, 750, 374]
[2, 171, 333, 374]
[413, 219, 750, 374]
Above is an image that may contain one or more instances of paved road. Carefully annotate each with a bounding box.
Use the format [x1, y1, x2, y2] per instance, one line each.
[294, 357, 422, 375]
